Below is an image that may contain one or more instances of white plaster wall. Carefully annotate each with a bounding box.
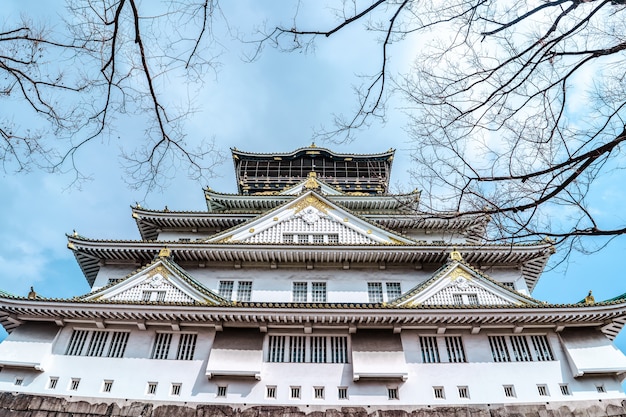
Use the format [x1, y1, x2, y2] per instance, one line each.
[1, 325, 624, 405]
[92, 264, 527, 303]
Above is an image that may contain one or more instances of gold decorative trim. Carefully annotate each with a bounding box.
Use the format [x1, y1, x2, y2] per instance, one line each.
[448, 267, 470, 281]
[289, 195, 330, 214]
[249, 228, 255, 233]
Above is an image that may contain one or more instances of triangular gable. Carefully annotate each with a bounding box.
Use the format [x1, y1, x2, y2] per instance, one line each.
[392, 260, 540, 307]
[207, 190, 414, 245]
[82, 256, 226, 305]
[279, 173, 344, 196]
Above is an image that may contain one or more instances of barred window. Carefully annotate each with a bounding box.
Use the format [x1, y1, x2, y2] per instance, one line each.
[151, 332, 173, 359]
[330, 336, 348, 363]
[530, 335, 554, 361]
[445, 336, 467, 363]
[86, 331, 109, 357]
[48, 377, 58, 390]
[503, 385, 515, 398]
[266, 386, 277, 398]
[314, 386, 325, 399]
[69, 378, 80, 391]
[217, 385, 227, 397]
[293, 282, 308, 302]
[537, 385, 548, 396]
[267, 335, 348, 363]
[268, 335, 286, 362]
[433, 386, 445, 399]
[218, 281, 234, 300]
[102, 380, 113, 393]
[66, 330, 129, 358]
[560, 384, 571, 395]
[386, 282, 402, 300]
[237, 281, 252, 302]
[290, 336, 306, 362]
[312, 235, 324, 244]
[510, 335, 532, 362]
[298, 235, 309, 244]
[458, 386, 469, 399]
[176, 333, 197, 360]
[367, 282, 383, 303]
[291, 386, 301, 399]
[312, 282, 327, 303]
[338, 387, 348, 400]
[327, 234, 339, 244]
[388, 387, 399, 400]
[283, 233, 295, 243]
[147, 382, 158, 395]
[310, 336, 327, 363]
[420, 336, 440, 363]
[171, 383, 182, 396]
[107, 332, 129, 358]
[488, 335, 511, 362]
[66, 330, 89, 355]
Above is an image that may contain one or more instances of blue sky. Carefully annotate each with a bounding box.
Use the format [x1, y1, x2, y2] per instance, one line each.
[2, 1, 626, 351]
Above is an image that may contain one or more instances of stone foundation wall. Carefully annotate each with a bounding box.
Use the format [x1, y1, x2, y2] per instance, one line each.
[1, 393, 625, 417]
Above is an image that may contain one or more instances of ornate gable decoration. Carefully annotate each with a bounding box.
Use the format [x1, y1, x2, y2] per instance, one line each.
[82, 258, 224, 305]
[207, 191, 414, 245]
[393, 261, 539, 308]
[279, 172, 344, 196]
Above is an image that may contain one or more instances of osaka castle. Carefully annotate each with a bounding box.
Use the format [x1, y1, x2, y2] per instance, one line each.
[2, 146, 626, 414]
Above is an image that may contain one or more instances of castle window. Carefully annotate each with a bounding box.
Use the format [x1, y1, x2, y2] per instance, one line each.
[236, 281, 252, 302]
[311, 336, 327, 363]
[312, 282, 327, 302]
[458, 386, 469, 399]
[66, 330, 129, 358]
[48, 377, 58, 390]
[283, 233, 295, 243]
[445, 336, 467, 362]
[267, 335, 348, 363]
[330, 336, 348, 363]
[327, 234, 339, 244]
[292, 282, 308, 302]
[266, 386, 276, 399]
[502, 282, 515, 290]
[503, 385, 516, 398]
[151, 332, 173, 359]
[386, 282, 402, 300]
[141, 291, 166, 302]
[147, 382, 158, 395]
[338, 387, 348, 400]
[217, 385, 228, 397]
[367, 282, 383, 303]
[107, 332, 129, 358]
[290, 386, 301, 399]
[510, 335, 533, 362]
[453, 293, 479, 305]
[66, 330, 89, 355]
[313, 234, 324, 244]
[298, 235, 309, 244]
[314, 386, 325, 399]
[560, 384, 571, 395]
[268, 335, 286, 362]
[488, 336, 511, 362]
[420, 336, 440, 363]
[290, 336, 306, 362]
[218, 281, 234, 299]
[69, 378, 80, 391]
[102, 380, 113, 393]
[537, 385, 548, 396]
[596, 384, 606, 393]
[14, 378, 23, 386]
[388, 387, 399, 400]
[530, 335, 554, 361]
[433, 386, 445, 399]
[176, 333, 197, 360]
[171, 383, 181, 396]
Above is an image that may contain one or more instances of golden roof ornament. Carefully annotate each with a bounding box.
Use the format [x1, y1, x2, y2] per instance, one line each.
[28, 286, 37, 299]
[584, 290, 595, 305]
[303, 171, 321, 190]
[450, 248, 463, 261]
[158, 247, 171, 258]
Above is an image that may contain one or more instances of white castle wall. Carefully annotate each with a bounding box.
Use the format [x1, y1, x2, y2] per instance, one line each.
[1, 322, 624, 405]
